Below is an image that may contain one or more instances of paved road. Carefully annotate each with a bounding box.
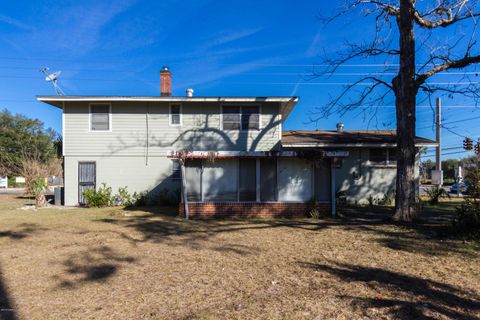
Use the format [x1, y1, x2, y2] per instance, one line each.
[0, 188, 25, 194]
[0, 188, 55, 195]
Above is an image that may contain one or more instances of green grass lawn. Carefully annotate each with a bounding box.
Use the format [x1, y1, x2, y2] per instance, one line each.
[0, 194, 479, 319]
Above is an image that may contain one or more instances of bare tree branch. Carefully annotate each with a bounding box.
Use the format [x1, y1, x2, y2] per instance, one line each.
[417, 54, 480, 85]
[409, 0, 480, 29]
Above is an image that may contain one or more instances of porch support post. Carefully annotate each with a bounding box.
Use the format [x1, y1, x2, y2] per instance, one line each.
[180, 161, 189, 219]
[331, 158, 336, 217]
[256, 158, 261, 202]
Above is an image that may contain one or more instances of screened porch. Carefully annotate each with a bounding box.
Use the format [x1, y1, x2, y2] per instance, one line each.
[183, 157, 331, 203]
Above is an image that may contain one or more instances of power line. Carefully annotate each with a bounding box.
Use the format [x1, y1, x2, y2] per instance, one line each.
[0, 66, 478, 76]
[422, 150, 471, 157]
[0, 56, 478, 69]
[2, 74, 480, 86]
[419, 115, 480, 129]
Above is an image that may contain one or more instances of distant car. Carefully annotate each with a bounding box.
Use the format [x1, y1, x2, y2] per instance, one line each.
[450, 182, 469, 193]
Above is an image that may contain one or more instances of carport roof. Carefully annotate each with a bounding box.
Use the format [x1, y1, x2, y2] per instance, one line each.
[281, 130, 437, 147]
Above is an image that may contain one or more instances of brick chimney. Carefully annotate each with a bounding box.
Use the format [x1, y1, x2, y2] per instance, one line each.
[160, 66, 172, 96]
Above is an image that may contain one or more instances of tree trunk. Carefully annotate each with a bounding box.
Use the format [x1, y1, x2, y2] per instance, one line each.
[393, 0, 418, 222]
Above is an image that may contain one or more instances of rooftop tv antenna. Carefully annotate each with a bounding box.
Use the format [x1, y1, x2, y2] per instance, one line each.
[40, 67, 64, 95]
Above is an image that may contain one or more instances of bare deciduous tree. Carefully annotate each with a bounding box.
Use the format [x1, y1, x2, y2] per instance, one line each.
[312, 0, 480, 221]
[1, 143, 62, 206]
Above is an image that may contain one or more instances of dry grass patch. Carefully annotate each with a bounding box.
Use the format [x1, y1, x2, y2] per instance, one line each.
[0, 194, 479, 319]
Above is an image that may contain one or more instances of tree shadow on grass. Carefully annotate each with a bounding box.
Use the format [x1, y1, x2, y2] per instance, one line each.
[98, 210, 336, 254]
[55, 246, 135, 289]
[299, 261, 480, 320]
[0, 223, 46, 240]
[99, 205, 476, 257]
[336, 206, 479, 257]
[0, 263, 17, 320]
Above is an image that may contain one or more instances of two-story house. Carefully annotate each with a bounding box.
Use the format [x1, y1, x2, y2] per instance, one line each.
[38, 67, 437, 217]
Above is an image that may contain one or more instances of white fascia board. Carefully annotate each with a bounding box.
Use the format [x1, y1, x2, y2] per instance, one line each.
[166, 150, 350, 158]
[282, 142, 438, 147]
[36, 96, 298, 103]
[37, 96, 299, 122]
[167, 150, 297, 158]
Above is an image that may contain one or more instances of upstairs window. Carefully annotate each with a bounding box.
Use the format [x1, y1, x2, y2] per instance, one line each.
[370, 148, 397, 166]
[170, 104, 181, 125]
[90, 104, 110, 131]
[222, 106, 259, 130]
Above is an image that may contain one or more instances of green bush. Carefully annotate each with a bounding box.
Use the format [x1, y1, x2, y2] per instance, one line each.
[306, 196, 321, 219]
[114, 186, 133, 206]
[112, 186, 149, 207]
[83, 183, 112, 207]
[425, 186, 449, 205]
[378, 190, 395, 206]
[131, 191, 148, 207]
[32, 177, 47, 207]
[455, 169, 480, 239]
[7, 176, 25, 188]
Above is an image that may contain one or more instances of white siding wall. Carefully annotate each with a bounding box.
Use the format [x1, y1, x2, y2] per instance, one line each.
[63, 101, 281, 156]
[63, 101, 282, 205]
[336, 148, 397, 204]
[64, 156, 179, 206]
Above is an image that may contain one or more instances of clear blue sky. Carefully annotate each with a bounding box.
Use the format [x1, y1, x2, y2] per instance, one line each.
[1, 0, 479, 160]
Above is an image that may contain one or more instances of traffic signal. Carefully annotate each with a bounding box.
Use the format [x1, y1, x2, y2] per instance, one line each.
[475, 141, 480, 155]
[463, 137, 473, 151]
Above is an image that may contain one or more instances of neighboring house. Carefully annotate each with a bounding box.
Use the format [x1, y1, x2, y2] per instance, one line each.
[37, 67, 437, 217]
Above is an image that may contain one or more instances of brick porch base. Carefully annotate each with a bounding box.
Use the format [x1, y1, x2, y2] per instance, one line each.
[178, 202, 331, 218]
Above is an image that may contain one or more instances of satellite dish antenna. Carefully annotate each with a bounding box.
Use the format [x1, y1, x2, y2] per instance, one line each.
[40, 67, 64, 95]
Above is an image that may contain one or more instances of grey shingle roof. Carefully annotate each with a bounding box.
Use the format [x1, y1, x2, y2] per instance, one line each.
[281, 130, 437, 147]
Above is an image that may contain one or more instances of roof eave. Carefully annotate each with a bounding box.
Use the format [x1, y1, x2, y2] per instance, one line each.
[36, 96, 299, 118]
[282, 142, 439, 148]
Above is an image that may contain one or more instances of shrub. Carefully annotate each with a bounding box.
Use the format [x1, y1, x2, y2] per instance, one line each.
[306, 196, 321, 219]
[454, 168, 480, 239]
[367, 195, 377, 207]
[32, 177, 46, 207]
[83, 183, 112, 207]
[113, 186, 134, 206]
[425, 186, 449, 205]
[378, 190, 395, 206]
[131, 191, 148, 207]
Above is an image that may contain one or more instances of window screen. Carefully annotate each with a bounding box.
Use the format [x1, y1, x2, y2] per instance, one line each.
[91, 104, 110, 131]
[170, 104, 181, 125]
[278, 158, 312, 202]
[260, 159, 277, 201]
[387, 148, 397, 165]
[241, 106, 260, 130]
[185, 159, 202, 202]
[171, 160, 181, 179]
[222, 106, 259, 130]
[222, 106, 241, 130]
[239, 159, 256, 201]
[369, 149, 387, 165]
[315, 160, 331, 202]
[203, 159, 238, 201]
